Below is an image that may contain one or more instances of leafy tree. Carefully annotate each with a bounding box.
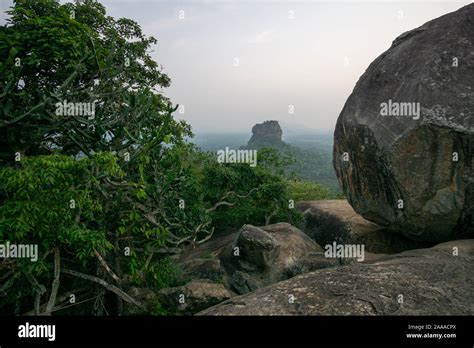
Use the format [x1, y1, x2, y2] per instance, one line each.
[0, 0, 192, 315]
[0, 0, 185, 161]
[0, 154, 119, 314]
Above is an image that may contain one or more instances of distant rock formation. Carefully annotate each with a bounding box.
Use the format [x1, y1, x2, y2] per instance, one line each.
[243, 121, 340, 190]
[247, 120, 286, 149]
[333, 4, 474, 242]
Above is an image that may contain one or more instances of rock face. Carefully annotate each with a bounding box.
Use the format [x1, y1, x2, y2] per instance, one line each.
[158, 280, 234, 315]
[247, 120, 285, 148]
[198, 239, 474, 315]
[333, 4, 474, 242]
[220, 223, 322, 294]
[297, 200, 427, 253]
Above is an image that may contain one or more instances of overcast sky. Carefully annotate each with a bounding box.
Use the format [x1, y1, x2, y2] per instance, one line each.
[1, 0, 471, 133]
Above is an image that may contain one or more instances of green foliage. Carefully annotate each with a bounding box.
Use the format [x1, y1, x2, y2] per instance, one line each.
[287, 179, 343, 202]
[147, 257, 186, 290]
[0, 154, 118, 313]
[0, 0, 185, 162]
[0, 154, 119, 254]
[285, 146, 340, 192]
[199, 147, 301, 229]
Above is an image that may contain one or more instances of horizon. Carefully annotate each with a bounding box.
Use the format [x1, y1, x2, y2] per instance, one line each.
[191, 120, 335, 135]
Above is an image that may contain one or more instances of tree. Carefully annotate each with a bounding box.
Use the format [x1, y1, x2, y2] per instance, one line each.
[0, 0, 195, 315]
[0, 0, 187, 161]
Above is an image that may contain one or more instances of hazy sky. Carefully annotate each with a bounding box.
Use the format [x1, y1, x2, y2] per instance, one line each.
[1, 0, 471, 133]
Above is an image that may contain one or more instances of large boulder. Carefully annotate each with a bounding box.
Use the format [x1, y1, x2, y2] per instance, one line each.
[333, 4, 474, 242]
[198, 239, 474, 315]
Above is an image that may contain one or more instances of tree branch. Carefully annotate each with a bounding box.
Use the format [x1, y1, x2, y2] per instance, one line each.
[44, 248, 61, 315]
[23, 288, 88, 316]
[206, 188, 258, 213]
[62, 268, 145, 310]
[205, 201, 234, 213]
[265, 200, 279, 225]
[94, 248, 121, 284]
[25, 274, 46, 315]
[196, 227, 215, 245]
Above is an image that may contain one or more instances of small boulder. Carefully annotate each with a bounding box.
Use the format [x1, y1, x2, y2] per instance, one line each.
[236, 224, 281, 269]
[221, 223, 322, 294]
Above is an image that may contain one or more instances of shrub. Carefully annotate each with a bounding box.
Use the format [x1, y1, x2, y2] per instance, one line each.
[287, 180, 342, 202]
